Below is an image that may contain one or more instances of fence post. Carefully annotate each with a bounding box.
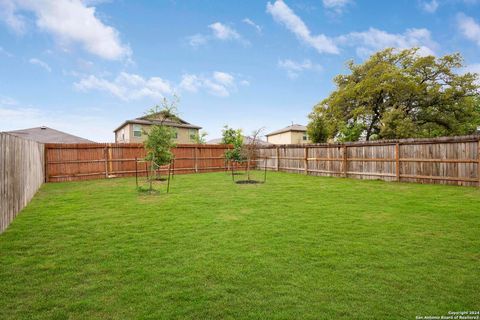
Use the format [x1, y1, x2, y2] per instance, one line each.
[44, 145, 48, 183]
[194, 147, 198, 173]
[478, 138, 480, 187]
[304, 146, 308, 175]
[104, 146, 108, 178]
[108, 143, 113, 175]
[276, 146, 280, 171]
[395, 143, 400, 182]
[343, 145, 348, 177]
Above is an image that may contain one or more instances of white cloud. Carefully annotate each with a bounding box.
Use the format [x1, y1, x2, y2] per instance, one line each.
[0, 0, 131, 60]
[323, 0, 353, 14]
[278, 58, 322, 78]
[337, 27, 437, 57]
[421, 0, 439, 13]
[213, 71, 235, 86]
[179, 71, 240, 97]
[266, 1, 436, 58]
[0, 0, 26, 34]
[178, 74, 201, 92]
[74, 72, 172, 101]
[81, 0, 112, 5]
[266, 0, 339, 54]
[188, 22, 248, 47]
[187, 34, 208, 47]
[29, 58, 52, 72]
[243, 18, 262, 33]
[209, 22, 240, 40]
[457, 13, 480, 46]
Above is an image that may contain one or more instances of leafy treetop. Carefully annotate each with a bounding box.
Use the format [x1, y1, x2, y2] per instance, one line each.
[144, 97, 179, 170]
[308, 48, 480, 142]
[222, 126, 244, 162]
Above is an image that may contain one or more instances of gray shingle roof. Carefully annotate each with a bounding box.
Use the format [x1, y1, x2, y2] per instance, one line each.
[207, 136, 272, 146]
[114, 113, 201, 132]
[265, 124, 307, 137]
[4, 127, 94, 143]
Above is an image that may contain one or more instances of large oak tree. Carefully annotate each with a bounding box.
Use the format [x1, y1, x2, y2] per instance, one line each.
[308, 48, 480, 142]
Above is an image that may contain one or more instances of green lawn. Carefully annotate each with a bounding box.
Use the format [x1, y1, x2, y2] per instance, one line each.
[1, 172, 479, 319]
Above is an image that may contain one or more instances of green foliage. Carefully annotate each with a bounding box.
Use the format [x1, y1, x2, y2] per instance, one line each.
[144, 124, 176, 169]
[192, 130, 208, 144]
[337, 122, 365, 142]
[144, 98, 179, 171]
[222, 125, 245, 162]
[307, 113, 329, 143]
[309, 48, 480, 141]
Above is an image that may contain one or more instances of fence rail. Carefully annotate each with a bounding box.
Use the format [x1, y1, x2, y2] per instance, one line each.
[256, 135, 480, 187]
[44, 143, 235, 182]
[0, 133, 44, 233]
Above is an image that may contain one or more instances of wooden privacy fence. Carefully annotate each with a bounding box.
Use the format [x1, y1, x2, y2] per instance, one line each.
[256, 135, 480, 187]
[45, 143, 235, 182]
[1, 133, 45, 233]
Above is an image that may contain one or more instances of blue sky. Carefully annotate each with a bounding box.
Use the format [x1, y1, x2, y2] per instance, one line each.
[0, 0, 479, 142]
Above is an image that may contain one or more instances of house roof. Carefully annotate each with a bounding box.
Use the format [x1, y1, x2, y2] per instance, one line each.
[207, 136, 272, 146]
[114, 112, 201, 132]
[4, 126, 94, 143]
[265, 124, 307, 137]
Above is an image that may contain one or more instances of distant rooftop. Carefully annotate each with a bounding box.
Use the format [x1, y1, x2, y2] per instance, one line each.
[114, 112, 201, 132]
[4, 126, 94, 144]
[207, 136, 272, 146]
[265, 124, 307, 137]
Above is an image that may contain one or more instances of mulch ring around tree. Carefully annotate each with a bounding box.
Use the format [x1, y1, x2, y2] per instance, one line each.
[235, 180, 264, 184]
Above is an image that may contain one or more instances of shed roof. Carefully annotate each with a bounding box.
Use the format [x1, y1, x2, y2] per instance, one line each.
[4, 127, 94, 143]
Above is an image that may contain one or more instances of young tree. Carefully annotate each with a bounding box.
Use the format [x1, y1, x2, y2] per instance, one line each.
[240, 127, 265, 181]
[309, 48, 480, 141]
[143, 97, 179, 185]
[222, 126, 244, 163]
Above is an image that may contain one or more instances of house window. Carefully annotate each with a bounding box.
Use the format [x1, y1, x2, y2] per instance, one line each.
[303, 134, 307, 141]
[173, 128, 178, 139]
[133, 124, 142, 137]
[189, 129, 197, 140]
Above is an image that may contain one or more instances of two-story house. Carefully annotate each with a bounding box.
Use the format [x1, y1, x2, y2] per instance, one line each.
[265, 124, 311, 145]
[114, 112, 202, 144]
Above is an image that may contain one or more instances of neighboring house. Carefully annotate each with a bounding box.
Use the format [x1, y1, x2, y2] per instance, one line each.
[266, 124, 311, 145]
[114, 112, 202, 144]
[207, 136, 271, 146]
[4, 126, 93, 143]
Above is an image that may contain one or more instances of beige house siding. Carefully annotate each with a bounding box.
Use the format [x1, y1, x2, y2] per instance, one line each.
[267, 131, 310, 145]
[115, 123, 199, 144]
